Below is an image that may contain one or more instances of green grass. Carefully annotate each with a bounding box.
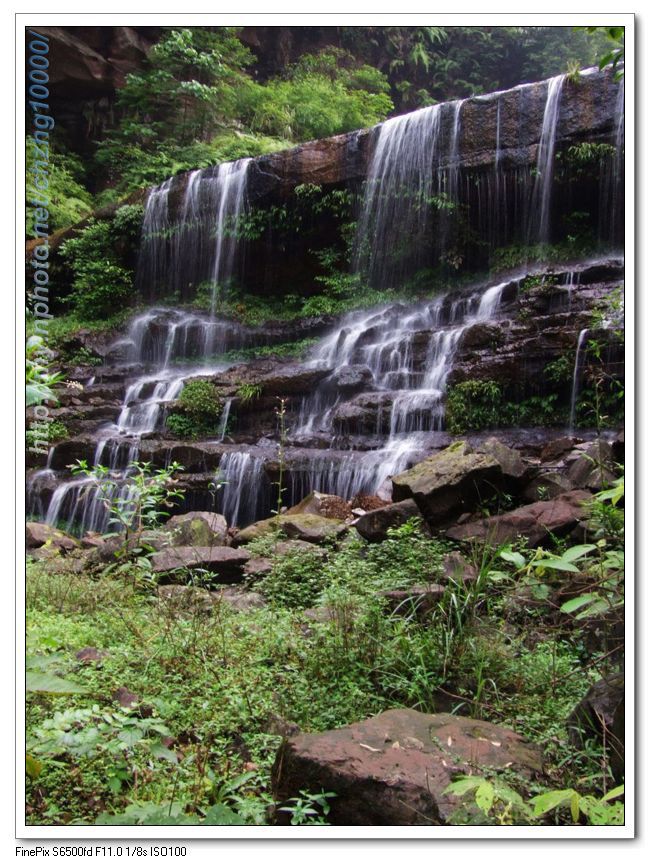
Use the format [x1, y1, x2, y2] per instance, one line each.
[25, 516, 619, 826]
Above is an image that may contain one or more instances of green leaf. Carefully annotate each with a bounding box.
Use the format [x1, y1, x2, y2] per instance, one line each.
[475, 780, 495, 815]
[570, 791, 580, 822]
[575, 598, 610, 620]
[443, 776, 483, 797]
[149, 742, 179, 763]
[535, 558, 580, 573]
[202, 804, 246, 825]
[500, 550, 525, 568]
[26, 672, 88, 694]
[530, 789, 574, 816]
[601, 784, 625, 802]
[560, 544, 597, 562]
[118, 728, 144, 747]
[560, 593, 598, 614]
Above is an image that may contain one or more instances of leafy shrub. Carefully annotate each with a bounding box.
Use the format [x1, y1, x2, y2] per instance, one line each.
[59, 210, 144, 319]
[446, 379, 503, 434]
[166, 379, 223, 439]
[26, 421, 68, 449]
[26, 141, 93, 235]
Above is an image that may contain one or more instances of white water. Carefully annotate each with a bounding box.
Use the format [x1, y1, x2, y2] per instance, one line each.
[528, 75, 565, 244]
[569, 328, 589, 431]
[138, 158, 251, 305]
[353, 103, 444, 287]
[41, 309, 237, 534]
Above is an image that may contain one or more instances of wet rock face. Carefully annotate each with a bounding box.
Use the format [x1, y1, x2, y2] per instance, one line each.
[272, 708, 542, 825]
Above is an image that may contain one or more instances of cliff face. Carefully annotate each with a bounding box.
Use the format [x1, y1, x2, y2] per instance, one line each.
[29, 27, 160, 155]
[249, 69, 619, 193]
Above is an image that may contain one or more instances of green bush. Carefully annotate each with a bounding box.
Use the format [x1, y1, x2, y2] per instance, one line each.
[446, 379, 504, 434]
[26, 421, 68, 449]
[26, 142, 93, 235]
[58, 206, 144, 320]
[166, 379, 223, 439]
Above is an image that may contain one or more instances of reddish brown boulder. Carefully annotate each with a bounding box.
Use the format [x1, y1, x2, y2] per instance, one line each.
[272, 709, 542, 825]
[446, 490, 591, 547]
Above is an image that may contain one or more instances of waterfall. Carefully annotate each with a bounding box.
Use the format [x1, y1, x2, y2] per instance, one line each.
[609, 80, 625, 246]
[37, 308, 247, 536]
[136, 178, 173, 296]
[353, 104, 443, 288]
[209, 159, 251, 312]
[216, 452, 272, 528]
[137, 158, 250, 303]
[569, 328, 589, 431]
[528, 75, 565, 244]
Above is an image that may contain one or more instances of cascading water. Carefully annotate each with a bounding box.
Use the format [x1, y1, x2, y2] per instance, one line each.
[40, 310, 246, 535]
[353, 103, 443, 288]
[216, 452, 272, 528]
[290, 279, 508, 500]
[527, 74, 565, 244]
[137, 158, 250, 304]
[569, 328, 589, 431]
[29, 72, 623, 535]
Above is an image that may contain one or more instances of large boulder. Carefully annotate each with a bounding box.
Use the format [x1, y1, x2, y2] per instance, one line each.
[567, 674, 624, 782]
[164, 511, 228, 547]
[566, 441, 617, 491]
[354, 498, 425, 542]
[522, 471, 574, 503]
[392, 442, 502, 525]
[446, 490, 591, 546]
[234, 513, 347, 546]
[272, 709, 542, 825]
[475, 437, 527, 483]
[26, 522, 77, 552]
[151, 546, 250, 582]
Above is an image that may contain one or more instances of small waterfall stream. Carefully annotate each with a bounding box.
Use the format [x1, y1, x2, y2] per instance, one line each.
[569, 328, 589, 431]
[528, 74, 565, 244]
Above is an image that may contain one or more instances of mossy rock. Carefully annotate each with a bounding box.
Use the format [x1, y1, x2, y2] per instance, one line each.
[234, 513, 348, 546]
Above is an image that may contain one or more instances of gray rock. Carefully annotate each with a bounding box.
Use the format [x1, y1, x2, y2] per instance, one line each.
[392, 442, 502, 525]
[165, 511, 228, 547]
[151, 546, 250, 582]
[234, 514, 347, 546]
[354, 498, 426, 542]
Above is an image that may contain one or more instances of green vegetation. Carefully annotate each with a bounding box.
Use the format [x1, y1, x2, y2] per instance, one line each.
[583, 26, 624, 80]
[26, 142, 93, 235]
[445, 378, 572, 435]
[59, 205, 144, 320]
[95, 31, 392, 196]
[26, 421, 68, 450]
[166, 379, 223, 439]
[26, 496, 624, 825]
